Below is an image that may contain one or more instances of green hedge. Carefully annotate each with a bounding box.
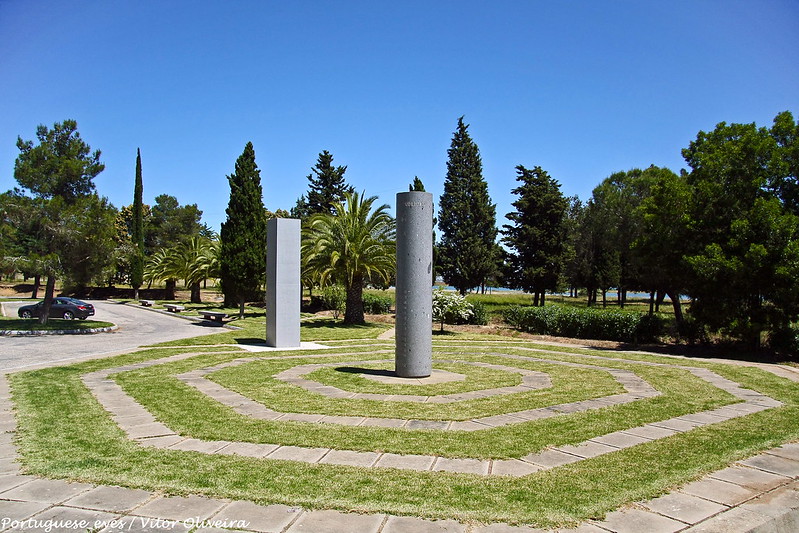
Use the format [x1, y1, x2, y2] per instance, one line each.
[503, 305, 661, 343]
[362, 292, 393, 314]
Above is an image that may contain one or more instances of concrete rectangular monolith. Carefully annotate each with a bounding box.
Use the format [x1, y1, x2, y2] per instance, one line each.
[395, 191, 433, 377]
[265, 217, 301, 348]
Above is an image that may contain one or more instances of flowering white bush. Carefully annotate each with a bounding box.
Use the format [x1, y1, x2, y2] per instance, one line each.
[432, 288, 474, 331]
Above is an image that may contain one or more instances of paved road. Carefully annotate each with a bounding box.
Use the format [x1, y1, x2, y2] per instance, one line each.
[0, 300, 223, 371]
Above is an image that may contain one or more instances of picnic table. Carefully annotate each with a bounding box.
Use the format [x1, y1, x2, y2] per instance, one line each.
[198, 310, 228, 323]
[164, 304, 186, 313]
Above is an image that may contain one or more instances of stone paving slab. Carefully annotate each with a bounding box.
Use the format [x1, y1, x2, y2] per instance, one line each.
[679, 477, 759, 506]
[209, 500, 300, 532]
[134, 494, 227, 521]
[556, 440, 618, 459]
[590, 431, 652, 449]
[739, 453, 799, 477]
[169, 438, 231, 454]
[0, 478, 93, 503]
[374, 453, 436, 471]
[433, 457, 490, 475]
[594, 507, 685, 532]
[63, 484, 153, 512]
[490, 459, 543, 477]
[265, 445, 329, 463]
[0, 474, 35, 493]
[318, 449, 381, 467]
[218, 441, 279, 458]
[522, 449, 583, 468]
[0, 498, 51, 521]
[641, 492, 728, 524]
[766, 442, 799, 461]
[679, 505, 776, 532]
[382, 515, 468, 532]
[286, 509, 385, 532]
[709, 465, 791, 491]
[27, 505, 122, 533]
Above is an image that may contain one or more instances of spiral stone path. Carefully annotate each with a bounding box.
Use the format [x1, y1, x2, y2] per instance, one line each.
[1, 341, 798, 532]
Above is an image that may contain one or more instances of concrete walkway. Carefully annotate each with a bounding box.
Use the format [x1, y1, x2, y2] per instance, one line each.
[1, 348, 798, 531]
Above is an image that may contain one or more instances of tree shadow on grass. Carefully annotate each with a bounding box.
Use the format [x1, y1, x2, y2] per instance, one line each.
[301, 318, 375, 330]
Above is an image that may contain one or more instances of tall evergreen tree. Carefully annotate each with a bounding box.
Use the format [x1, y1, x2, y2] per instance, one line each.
[292, 150, 353, 218]
[438, 116, 498, 294]
[409, 176, 425, 191]
[220, 142, 266, 317]
[130, 148, 145, 300]
[502, 165, 568, 306]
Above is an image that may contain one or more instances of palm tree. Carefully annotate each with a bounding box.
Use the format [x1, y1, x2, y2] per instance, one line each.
[144, 238, 219, 303]
[302, 191, 396, 324]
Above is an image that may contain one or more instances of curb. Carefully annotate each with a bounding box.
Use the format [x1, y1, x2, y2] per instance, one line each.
[0, 325, 119, 336]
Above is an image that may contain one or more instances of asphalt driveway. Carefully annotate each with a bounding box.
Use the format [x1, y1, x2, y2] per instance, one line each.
[0, 300, 224, 371]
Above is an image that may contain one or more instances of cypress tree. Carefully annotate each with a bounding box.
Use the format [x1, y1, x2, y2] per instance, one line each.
[438, 116, 498, 294]
[220, 142, 266, 317]
[302, 150, 352, 216]
[502, 165, 568, 306]
[130, 148, 144, 300]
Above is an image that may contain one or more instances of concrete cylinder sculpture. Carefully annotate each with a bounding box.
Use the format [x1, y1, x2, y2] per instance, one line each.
[395, 191, 433, 378]
[265, 217, 301, 348]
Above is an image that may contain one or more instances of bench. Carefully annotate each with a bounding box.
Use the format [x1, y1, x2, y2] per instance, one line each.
[164, 304, 186, 313]
[198, 311, 228, 323]
[140, 300, 155, 307]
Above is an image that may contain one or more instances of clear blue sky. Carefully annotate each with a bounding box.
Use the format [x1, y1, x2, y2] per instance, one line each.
[1, 0, 797, 233]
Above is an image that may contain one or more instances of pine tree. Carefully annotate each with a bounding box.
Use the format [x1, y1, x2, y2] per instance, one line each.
[220, 142, 267, 317]
[130, 148, 145, 300]
[295, 150, 352, 218]
[437, 117, 498, 294]
[409, 176, 425, 191]
[502, 165, 568, 306]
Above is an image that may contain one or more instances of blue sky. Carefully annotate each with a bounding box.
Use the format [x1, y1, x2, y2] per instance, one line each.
[1, 0, 797, 233]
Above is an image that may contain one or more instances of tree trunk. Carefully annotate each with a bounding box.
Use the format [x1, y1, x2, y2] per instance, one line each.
[601, 289, 607, 308]
[656, 291, 666, 313]
[533, 291, 540, 307]
[649, 291, 655, 316]
[668, 291, 684, 327]
[165, 279, 176, 300]
[39, 275, 56, 325]
[238, 297, 245, 319]
[190, 283, 202, 304]
[31, 274, 40, 299]
[133, 286, 139, 300]
[344, 275, 365, 325]
[540, 291, 546, 306]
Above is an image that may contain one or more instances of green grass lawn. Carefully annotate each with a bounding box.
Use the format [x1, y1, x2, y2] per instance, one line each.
[305, 360, 521, 396]
[0, 316, 114, 331]
[8, 330, 799, 528]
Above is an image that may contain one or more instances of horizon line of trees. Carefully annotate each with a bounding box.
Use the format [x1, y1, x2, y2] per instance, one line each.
[2, 112, 797, 350]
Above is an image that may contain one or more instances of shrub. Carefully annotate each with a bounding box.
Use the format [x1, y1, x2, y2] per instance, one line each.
[362, 292, 393, 314]
[467, 301, 489, 325]
[321, 285, 346, 319]
[502, 305, 661, 343]
[769, 325, 799, 357]
[432, 289, 474, 331]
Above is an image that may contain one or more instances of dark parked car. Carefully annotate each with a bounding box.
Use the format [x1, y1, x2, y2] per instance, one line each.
[17, 297, 96, 320]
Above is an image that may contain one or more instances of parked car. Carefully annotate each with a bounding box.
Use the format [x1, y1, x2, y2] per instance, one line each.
[17, 297, 96, 320]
